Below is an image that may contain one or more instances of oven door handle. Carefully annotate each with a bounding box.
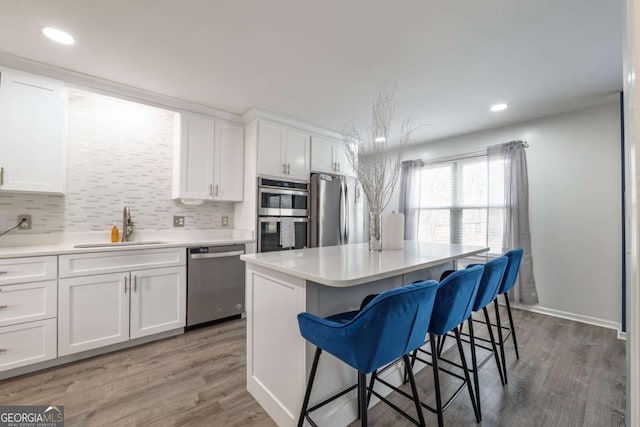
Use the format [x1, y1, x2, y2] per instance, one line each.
[259, 217, 309, 223]
[259, 188, 308, 197]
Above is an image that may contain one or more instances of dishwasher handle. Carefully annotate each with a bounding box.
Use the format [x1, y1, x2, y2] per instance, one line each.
[190, 250, 245, 259]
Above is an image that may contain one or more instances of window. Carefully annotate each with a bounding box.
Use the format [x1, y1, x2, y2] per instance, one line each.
[416, 154, 506, 254]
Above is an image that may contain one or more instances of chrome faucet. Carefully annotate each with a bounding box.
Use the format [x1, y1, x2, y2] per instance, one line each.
[122, 206, 134, 242]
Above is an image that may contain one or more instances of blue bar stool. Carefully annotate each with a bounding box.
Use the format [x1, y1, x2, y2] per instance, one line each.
[407, 265, 484, 427]
[297, 281, 440, 426]
[435, 256, 508, 421]
[491, 248, 524, 383]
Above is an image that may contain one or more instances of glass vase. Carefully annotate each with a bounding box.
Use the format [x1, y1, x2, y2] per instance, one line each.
[369, 211, 382, 252]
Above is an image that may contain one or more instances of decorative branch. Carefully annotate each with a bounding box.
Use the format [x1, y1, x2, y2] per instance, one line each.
[342, 86, 411, 214]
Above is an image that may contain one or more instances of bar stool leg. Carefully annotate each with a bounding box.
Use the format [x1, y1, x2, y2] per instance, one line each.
[503, 293, 520, 360]
[366, 370, 377, 407]
[358, 372, 368, 426]
[429, 334, 444, 427]
[297, 347, 322, 427]
[454, 326, 480, 422]
[403, 354, 426, 427]
[494, 299, 508, 384]
[483, 307, 505, 386]
[467, 318, 481, 421]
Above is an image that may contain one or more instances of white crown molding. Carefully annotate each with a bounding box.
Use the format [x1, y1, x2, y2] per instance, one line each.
[0, 52, 242, 123]
[242, 107, 343, 140]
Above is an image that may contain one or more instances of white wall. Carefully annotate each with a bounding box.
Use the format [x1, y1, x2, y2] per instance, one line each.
[390, 98, 623, 326]
[0, 89, 234, 234]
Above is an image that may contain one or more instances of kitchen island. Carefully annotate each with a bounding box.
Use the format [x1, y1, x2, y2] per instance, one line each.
[241, 241, 488, 427]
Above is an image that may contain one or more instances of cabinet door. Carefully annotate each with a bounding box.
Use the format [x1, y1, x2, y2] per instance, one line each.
[0, 280, 57, 328]
[0, 319, 57, 372]
[285, 128, 310, 180]
[332, 141, 355, 177]
[129, 266, 186, 339]
[258, 121, 287, 178]
[310, 136, 335, 174]
[214, 120, 244, 201]
[58, 273, 130, 356]
[0, 67, 66, 194]
[173, 112, 215, 200]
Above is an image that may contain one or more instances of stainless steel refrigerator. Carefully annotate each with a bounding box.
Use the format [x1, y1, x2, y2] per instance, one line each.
[310, 173, 366, 247]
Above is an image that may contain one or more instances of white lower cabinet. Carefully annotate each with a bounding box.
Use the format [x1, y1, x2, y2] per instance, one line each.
[58, 273, 129, 356]
[58, 266, 186, 356]
[0, 318, 57, 371]
[130, 267, 186, 339]
[0, 280, 57, 327]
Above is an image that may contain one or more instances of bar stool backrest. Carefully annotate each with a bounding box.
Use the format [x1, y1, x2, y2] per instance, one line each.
[297, 280, 440, 373]
[472, 256, 508, 311]
[428, 265, 483, 336]
[497, 249, 524, 294]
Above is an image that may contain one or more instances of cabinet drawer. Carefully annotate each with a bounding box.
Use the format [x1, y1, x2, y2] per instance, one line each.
[0, 281, 57, 327]
[59, 247, 186, 278]
[0, 318, 57, 372]
[0, 256, 57, 286]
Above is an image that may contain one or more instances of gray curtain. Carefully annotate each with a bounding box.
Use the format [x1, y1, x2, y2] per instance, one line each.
[399, 160, 422, 240]
[488, 141, 538, 305]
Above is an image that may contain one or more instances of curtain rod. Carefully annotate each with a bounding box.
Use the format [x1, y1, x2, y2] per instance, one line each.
[415, 141, 529, 166]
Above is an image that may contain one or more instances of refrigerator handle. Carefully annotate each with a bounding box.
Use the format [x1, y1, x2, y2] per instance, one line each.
[343, 181, 350, 243]
[339, 179, 346, 245]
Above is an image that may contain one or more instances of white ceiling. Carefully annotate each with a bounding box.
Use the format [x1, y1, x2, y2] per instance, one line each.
[0, 0, 623, 144]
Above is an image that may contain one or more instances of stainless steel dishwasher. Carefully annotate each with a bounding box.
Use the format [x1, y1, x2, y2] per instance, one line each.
[187, 244, 245, 327]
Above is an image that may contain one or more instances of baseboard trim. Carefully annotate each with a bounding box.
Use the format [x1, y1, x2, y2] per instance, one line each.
[517, 304, 622, 335]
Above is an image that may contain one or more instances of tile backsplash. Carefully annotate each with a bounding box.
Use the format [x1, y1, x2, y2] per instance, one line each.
[0, 89, 233, 234]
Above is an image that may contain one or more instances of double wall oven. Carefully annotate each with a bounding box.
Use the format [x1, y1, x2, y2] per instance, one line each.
[258, 178, 309, 252]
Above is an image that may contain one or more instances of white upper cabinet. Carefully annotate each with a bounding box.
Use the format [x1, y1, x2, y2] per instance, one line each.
[173, 112, 244, 202]
[0, 67, 67, 194]
[173, 112, 215, 201]
[257, 121, 287, 178]
[257, 121, 310, 181]
[214, 120, 244, 201]
[311, 135, 354, 177]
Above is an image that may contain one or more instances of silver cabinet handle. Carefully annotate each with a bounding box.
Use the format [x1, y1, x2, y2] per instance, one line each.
[209, 184, 213, 196]
[0, 349, 6, 353]
[134, 275, 137, 292]
[282, 163, 287, 174]
[337, 163, 340, 172]
[124, 276, 128, 293]
[0, 166, 3, 186]
[0, 305, 7, 309]
[215, 184, 219, 197]
[0, 271, 7, 275]
[286, 163, 291, 175]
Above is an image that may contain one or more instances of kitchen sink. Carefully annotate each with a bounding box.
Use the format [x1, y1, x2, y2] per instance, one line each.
[73, 241, 169, 248]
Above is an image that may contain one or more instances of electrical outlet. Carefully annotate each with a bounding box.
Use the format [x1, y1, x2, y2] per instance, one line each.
[221, 216, 229, 227]
[173, 215, 185, 227]
[18, 214, 32, 230]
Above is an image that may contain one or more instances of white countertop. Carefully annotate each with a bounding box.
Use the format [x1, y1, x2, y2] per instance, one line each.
[0, 229, 254, 258]
[241, 241, 489, 287]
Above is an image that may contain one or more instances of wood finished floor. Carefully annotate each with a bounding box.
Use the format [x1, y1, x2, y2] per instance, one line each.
[0, 308, 625, 427]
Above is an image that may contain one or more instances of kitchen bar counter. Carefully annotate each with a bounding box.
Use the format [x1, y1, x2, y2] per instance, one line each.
[241, 242, 488, 427]
[241, 241, 488, 287]
[0, 229, 254, 258]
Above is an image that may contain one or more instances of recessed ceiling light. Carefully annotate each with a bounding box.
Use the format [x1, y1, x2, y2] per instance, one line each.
[374, 136, 386, 142]
[42, 27, 75, 45]
[490, 103, 509, 112]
